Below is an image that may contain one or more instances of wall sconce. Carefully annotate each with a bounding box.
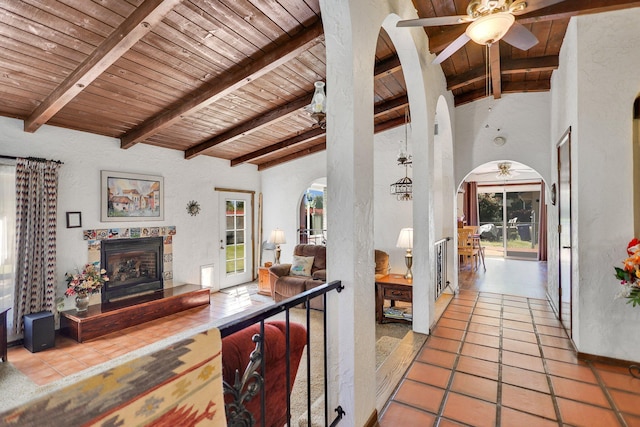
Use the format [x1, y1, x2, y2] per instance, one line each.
[268, 228, 287, 265]
[305, 81, 326, 129]
[396, 227, 413, 281]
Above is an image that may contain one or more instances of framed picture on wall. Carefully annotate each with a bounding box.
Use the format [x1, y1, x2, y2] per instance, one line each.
[66, 212, 82, 228]
[101, 171, 164, 222]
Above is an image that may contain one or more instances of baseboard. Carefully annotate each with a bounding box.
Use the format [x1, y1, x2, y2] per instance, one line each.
[363, 409, 379, 427]
[578, 351, 640, 367]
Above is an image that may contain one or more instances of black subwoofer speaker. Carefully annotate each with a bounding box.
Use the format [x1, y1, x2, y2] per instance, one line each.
[23, 311, 54, 353]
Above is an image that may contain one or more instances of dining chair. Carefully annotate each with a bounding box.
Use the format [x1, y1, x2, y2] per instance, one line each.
[458, 228, 480, 270]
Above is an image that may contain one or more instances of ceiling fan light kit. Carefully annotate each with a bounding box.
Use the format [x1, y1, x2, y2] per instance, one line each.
[395, 0, 564, 67]
[465, 12, 514, 45]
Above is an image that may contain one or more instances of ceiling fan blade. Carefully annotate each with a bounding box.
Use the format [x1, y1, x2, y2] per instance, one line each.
[397, 15, 470, 28]
[511, 0, 566, 15]
[502, 22, 539, 50]
[433, 32, 471, 64]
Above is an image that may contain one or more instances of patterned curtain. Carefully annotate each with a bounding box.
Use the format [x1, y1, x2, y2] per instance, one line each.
[13, 158, 61, 335]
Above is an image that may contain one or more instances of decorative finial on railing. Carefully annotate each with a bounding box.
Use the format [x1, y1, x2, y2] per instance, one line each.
[223, 333, 264, 426]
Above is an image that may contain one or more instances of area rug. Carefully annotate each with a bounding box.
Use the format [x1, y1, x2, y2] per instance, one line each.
[0, 362, 38, 412]
[0, 328, 227, 427]
[278, 308, 407, 425]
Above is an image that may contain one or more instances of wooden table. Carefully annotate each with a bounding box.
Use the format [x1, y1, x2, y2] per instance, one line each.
[375, 274, 413, 324]
[1, 308, 10, 362]
[257, 266, 272, 296]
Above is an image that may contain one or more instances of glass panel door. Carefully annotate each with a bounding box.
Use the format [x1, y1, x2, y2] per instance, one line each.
[505, 190, 540, 259]
[219, 192, 252, 289]
[478, 184, 541, 259]
[478, 192, 505, 257]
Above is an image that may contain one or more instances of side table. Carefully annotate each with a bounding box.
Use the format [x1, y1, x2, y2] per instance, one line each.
[1, 308, 10, 362]
[375, 274, 413, 324]
[258, 266, 272, 296]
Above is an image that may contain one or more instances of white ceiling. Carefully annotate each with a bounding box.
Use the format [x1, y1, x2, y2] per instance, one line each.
[466, 160, 543, 183]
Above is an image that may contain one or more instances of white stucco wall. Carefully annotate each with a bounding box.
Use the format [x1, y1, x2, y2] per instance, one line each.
[548, 18, 579, 334]
[454, 92, 552, 186]
[552, 8, 640, 360]
[320, 0, 451, 423]
[0, 116, 260, 309]
[259, 125, 422, 273]
[260, 150, 327, 265]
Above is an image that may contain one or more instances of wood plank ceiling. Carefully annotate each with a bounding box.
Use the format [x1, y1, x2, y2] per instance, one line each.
[0, 0, 638, 169]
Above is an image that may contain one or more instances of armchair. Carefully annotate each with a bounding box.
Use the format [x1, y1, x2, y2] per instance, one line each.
[222, 321, 307, 426]
[269, 244, 326, 310]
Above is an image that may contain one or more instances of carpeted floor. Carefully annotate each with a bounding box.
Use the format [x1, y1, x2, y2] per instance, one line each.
[275, 307, 409, 425]
[0, 362, 37, 411]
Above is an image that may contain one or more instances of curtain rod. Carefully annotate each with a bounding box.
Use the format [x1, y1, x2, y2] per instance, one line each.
[0, 155, 63, 164]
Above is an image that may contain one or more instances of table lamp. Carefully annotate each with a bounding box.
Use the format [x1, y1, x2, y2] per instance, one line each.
[396, 228, 413, 280]
[269, 228, 286, 264]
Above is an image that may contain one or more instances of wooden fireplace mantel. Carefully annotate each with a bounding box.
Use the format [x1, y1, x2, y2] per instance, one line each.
[60, 284, 210, 342]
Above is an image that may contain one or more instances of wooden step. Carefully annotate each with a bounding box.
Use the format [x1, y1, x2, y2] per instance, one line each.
[60, 284, 210, 343]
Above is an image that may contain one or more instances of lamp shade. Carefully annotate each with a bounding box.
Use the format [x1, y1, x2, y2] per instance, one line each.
[396, 228, 413, 249]
[269, 228, 286, 245]
[465, 12, 515, 45]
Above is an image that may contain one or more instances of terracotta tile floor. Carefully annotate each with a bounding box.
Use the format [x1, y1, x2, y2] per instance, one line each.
[7, 285, 264, 385]
[379, 290, 640, 426]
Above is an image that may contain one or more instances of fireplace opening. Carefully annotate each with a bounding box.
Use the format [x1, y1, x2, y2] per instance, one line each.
[100, 237, 163, 303]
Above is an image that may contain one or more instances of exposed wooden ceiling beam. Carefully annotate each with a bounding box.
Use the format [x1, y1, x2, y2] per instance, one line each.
[428, 27, 467, 55]
[23, 0, 182, 133]
[374, 94, 409, 115]
[518, 0, 640, 24]
[256, 116, 407, 171]
[374, 56, 402, 80]
[230, 127, 326, 166]
[454, 80, 552, 106]
[447, 55, 559, 90]
[120, 19, 324, 149]
[186, 54, 402, 159]
[257, 141, 327, 171]
[489, 43, 502, 99]
[232, 94, 409, 166]
[184, 94, 312, 159]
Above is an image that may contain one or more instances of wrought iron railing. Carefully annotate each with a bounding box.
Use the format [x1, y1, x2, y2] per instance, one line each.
[298, 228, 326, 245]
[435, 237, 451, 300]
[220, 280, 344, 427]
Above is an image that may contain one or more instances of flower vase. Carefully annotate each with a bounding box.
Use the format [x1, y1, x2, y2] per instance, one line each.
[75, 292, 90, 312]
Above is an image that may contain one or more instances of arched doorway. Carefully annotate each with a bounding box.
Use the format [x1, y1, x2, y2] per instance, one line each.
[298, 179, 327, 245]
[460, 161, 546, 260]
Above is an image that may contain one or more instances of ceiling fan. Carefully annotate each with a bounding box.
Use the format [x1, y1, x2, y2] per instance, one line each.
[397, 0, 565, 64]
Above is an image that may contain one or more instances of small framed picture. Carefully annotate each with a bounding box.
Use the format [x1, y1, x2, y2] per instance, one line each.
[66, 212, 82, 228]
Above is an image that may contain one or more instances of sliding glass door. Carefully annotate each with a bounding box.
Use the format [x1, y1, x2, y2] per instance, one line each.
[478, 184, 541, 259]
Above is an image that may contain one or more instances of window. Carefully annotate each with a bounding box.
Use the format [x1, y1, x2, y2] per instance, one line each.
[0, 163, 15, 337]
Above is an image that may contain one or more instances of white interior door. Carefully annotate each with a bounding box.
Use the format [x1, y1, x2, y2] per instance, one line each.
[558, 130, 572, 337]
[219, 192, 253, 289]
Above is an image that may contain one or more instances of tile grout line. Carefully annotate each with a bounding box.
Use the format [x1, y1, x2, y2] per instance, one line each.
[529, 296, 563, 426]
[588, 361, 629, 427]
[495, 293, 504, 427]
[434, 291, 478, 425]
